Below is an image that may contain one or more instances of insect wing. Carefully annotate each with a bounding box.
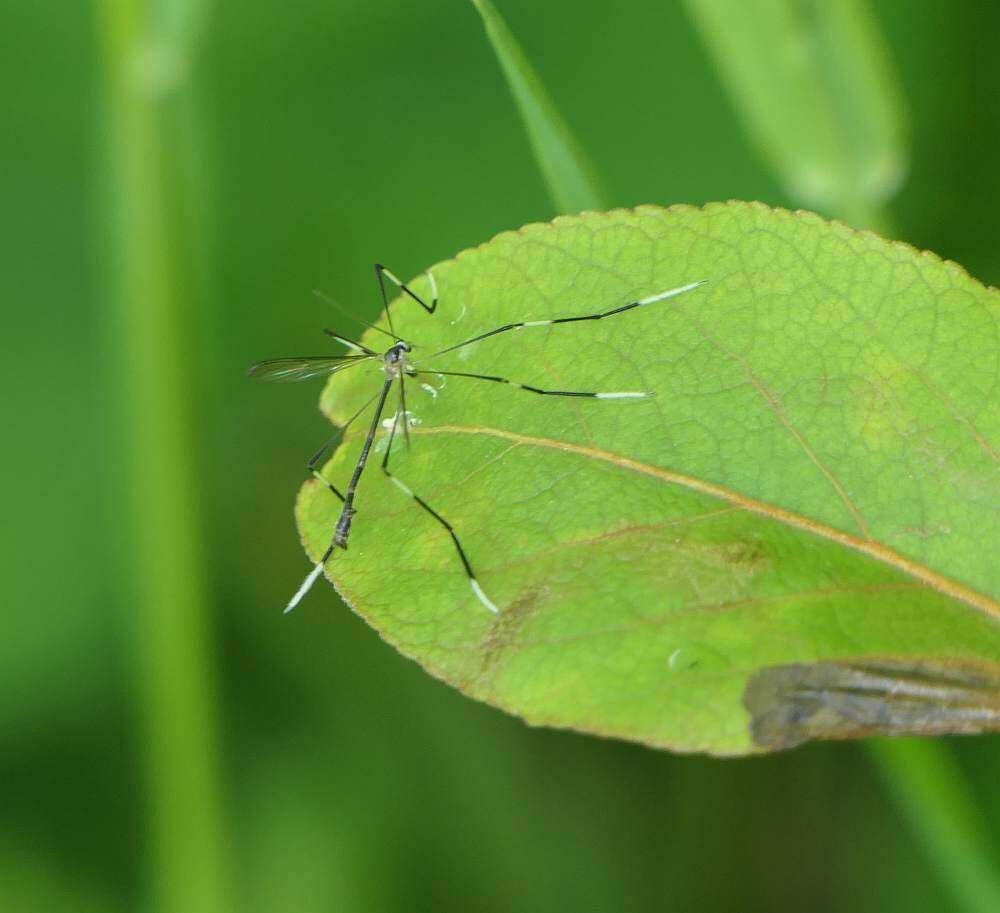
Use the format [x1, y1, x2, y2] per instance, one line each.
[246, 354, 373, 383]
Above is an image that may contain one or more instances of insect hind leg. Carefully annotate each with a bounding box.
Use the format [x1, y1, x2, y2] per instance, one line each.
[382, 467, 498, 614]
[380, 415, 497, 614]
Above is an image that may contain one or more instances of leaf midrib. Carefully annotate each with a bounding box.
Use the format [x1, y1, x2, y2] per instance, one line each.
[413, 423, 1000, 622]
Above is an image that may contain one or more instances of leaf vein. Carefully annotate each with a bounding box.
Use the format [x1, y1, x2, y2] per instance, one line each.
[415, 424, 1000, 622]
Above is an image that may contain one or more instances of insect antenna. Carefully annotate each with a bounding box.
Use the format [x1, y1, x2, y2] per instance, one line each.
[323, 329, 378, 356]
[312, 289, 408, 344]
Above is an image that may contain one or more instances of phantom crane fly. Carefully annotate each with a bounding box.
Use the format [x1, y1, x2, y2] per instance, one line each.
[249, 264, 706, 614]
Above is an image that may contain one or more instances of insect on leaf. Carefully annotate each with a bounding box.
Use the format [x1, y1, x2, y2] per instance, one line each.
[296, 203, 1000, 756]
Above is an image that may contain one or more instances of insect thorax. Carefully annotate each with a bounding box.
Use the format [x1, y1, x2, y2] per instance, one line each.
[383, 341, 411, 377]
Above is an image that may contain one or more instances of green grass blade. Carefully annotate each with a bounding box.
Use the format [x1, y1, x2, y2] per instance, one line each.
[681, 0, 908, 228]
[96, 2, 231, 912]
[869, 740, 1000, 913]
[470, 0, 608, 214]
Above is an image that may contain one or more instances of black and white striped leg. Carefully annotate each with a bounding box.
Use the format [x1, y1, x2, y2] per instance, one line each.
[409, 369, 654, 399]
[307, 440, 346, 501]
[397, 371, 412, 451]
[285, 544, 334, 614]
[380, 405, 498, 614]
[285, 381, 395, 614]
[304, 388, 383, 502]
[430, 279, 706, 357]
[376, 263, 438, 317]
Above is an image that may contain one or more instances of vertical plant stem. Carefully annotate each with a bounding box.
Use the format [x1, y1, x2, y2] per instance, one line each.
[470, 0, 608, 214]
[869, 739, 1000, 913]
[96, 2, 231, 912]
[681, 0, 908, 229]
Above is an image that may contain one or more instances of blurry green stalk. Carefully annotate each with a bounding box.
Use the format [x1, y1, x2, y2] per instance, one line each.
[96, 2, 231, 912]
[476, 1, 999, 909]
[681, 0, 908, 232]
[870, 739, 1000, 913]
[470, 0, 608, 213]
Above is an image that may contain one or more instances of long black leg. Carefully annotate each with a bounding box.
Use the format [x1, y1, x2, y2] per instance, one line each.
[306, 389, 382, 502]
[285, 377, 395, 613]
[308, 456, 346, 502]
[409, 369, 653, 399]
[381, 398, 402, 465]
[398, 371, 412, 450]
[380, 400, 498, 613]
[430, 279, 706, 357]
[333, 376, 395, 549]
[376, 263, 438, 317]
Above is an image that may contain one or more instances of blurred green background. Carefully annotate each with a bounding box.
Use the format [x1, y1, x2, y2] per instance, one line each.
[4, 1, 998, 911]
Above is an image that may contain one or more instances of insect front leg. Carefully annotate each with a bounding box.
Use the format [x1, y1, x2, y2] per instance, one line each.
[375, 263, 438, 317]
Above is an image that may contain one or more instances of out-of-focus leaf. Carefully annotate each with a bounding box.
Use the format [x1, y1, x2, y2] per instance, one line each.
[682, 0, 908, 228]
[297, 203, 1000, 756]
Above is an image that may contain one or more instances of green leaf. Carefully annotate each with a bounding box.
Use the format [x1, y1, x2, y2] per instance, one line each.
[297, 203, 1000, 756]
[470, 0, 608, 214]
[681, 0, 908, 229]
